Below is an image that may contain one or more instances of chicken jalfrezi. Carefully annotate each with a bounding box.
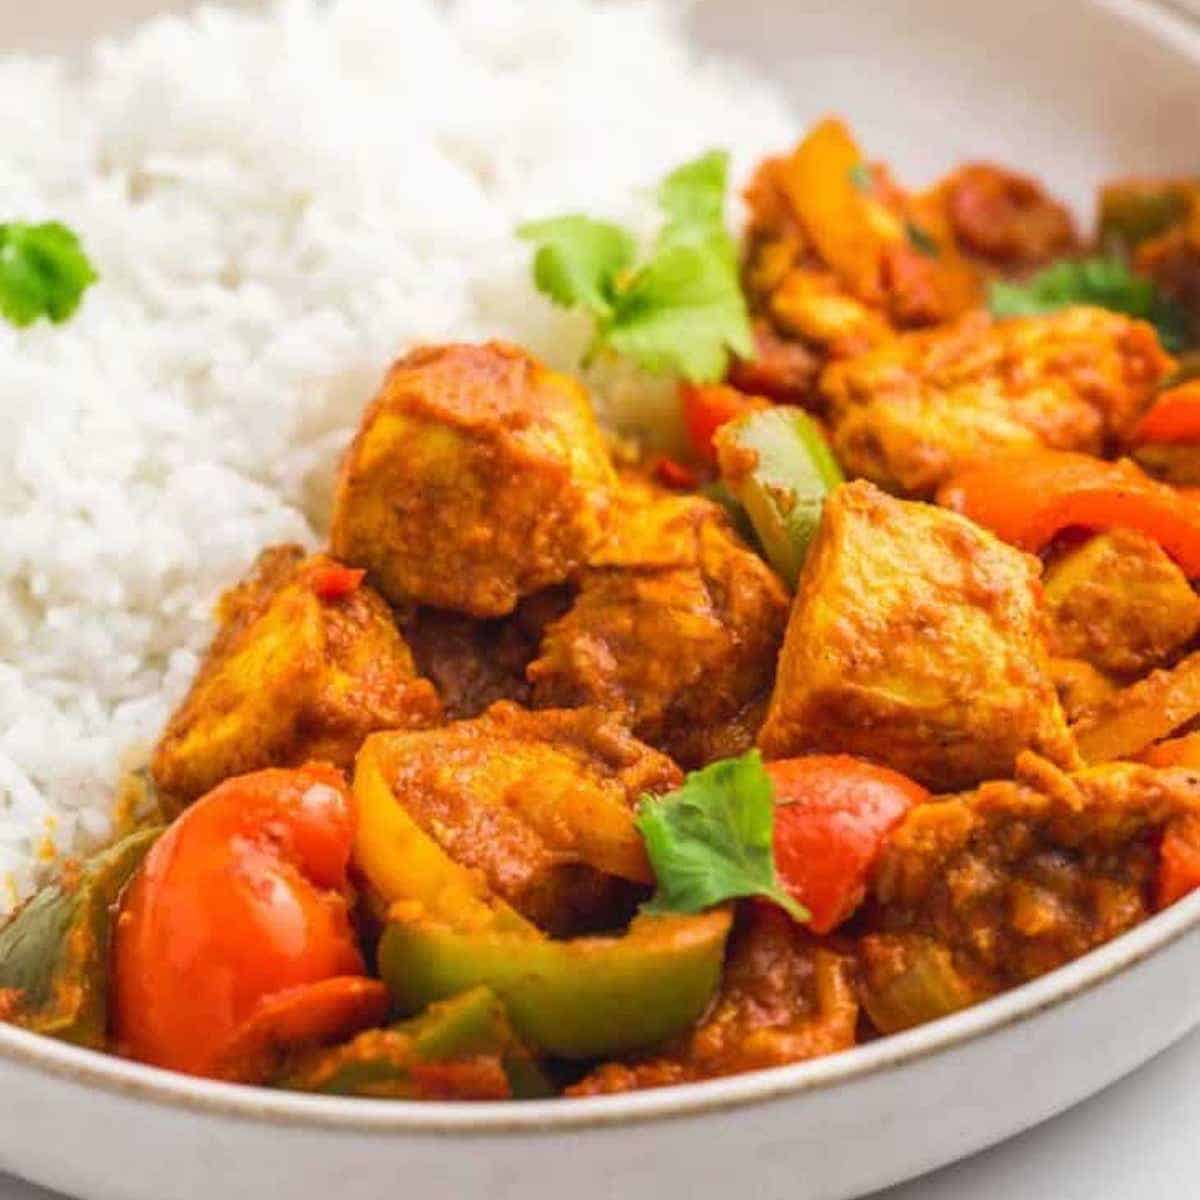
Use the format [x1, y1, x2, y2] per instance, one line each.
[5, 119, 1200, 1102]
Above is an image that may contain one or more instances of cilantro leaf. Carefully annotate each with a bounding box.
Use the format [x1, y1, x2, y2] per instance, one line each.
[657, 150, 729, 244]
[0, 222, 98, 329]
[517, 216, 635, 319]
[636, 750, 809, 922]
[519, 151, 753, 383]
[988, 256, 1189, 351]
[605, 239, 753, 382]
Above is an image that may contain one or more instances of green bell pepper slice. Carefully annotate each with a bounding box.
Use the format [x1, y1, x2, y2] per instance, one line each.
[715, 406, 843, 588]
[277, 985, 554, 1099]
[0, 827, 161, 1047]
[378, 908, 732, 1060]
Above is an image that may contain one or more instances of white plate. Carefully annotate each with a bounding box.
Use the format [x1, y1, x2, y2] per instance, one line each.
[3, 2, 1200, 1199]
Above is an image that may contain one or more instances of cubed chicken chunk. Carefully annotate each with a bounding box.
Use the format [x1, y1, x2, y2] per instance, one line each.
[861, 755, 1200, 1031]
[1043, 528, 1200, 678]
[528, 481, 790, 767]
[355, 703, 679, 937]
[1050, 657, 1121, 726]
[823, 308, 1174, 497]
[152, 547, 442, 808]
[757, 481, 1075, 790]
[568, 904, 857, 1095]
[330, 342, 616, 617]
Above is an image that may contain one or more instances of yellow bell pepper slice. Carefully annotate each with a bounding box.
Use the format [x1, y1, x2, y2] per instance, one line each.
[353, 733, 535, 936]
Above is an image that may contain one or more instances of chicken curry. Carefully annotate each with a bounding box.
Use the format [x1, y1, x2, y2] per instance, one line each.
[6, 118, 1200, 1101]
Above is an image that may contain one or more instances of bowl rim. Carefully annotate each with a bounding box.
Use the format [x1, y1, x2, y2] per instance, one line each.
[4, 0, 1200, 1140]
[2, 886, 1199, 1134]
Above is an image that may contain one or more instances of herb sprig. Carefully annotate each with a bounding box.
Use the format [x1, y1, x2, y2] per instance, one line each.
[636, 751, 808, 922]
[0, 222, 98, 329]
[518, 151, 753, 383]
[988, 255, 1189, 351]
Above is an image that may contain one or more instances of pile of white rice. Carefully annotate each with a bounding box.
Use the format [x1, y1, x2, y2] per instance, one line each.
[0, 0, 796, 913]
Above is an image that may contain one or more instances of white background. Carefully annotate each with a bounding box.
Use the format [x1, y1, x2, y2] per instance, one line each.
[3, 1023, 1200, 1199]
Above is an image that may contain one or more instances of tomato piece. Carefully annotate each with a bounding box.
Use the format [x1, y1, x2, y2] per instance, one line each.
[938, 448, 1200, 577]
[112, 764, 374, 1080]
[1157, 815, 1200, 909]
[214, 977, 390, 1082]
[767, 756, 927, 934]
[309, 561, 367, 601]
[652, 455, 700, 491]
[681, 383, 766, 465]
[1132, 381, 1200, 445]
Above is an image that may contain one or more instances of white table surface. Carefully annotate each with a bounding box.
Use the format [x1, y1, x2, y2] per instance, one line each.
[2, 1023, 1198, 1200]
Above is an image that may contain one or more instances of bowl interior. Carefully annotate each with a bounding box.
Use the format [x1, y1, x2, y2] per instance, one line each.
[688, 0, 1200, 218]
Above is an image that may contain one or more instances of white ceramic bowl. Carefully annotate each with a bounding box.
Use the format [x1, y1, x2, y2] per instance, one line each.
[4, 2, 1200, 1199]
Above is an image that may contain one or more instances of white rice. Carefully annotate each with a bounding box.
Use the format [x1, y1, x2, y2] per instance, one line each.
[0, 0, 796, 913]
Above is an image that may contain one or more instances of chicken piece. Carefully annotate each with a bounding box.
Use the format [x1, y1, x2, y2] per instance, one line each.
[358, 703, 679, 937]
[939, 163, 1077, 270]
[152, 547, 442, 809]
[765, 267, 893, 358]
[568, 904, 858, 1095]
[1143, 732, 1200, 769]
[728, 318, 822, 407]
[864, 755, 1200, 1017]
[330, 342, 616, 618]
[528, 481, 789, 768]
[402, 590, 571, 721]
[1050, 658, 1121, 726]
[823, 308, 1174, 497]
[1042, 528, 1200, 678]
[757, 481, 1075, 790]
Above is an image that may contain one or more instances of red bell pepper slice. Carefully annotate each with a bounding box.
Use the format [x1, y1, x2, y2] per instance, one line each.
[1132, 382, 1200, 445]
[937, 448, 1200, 577]
[681, 383, 767, 465]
